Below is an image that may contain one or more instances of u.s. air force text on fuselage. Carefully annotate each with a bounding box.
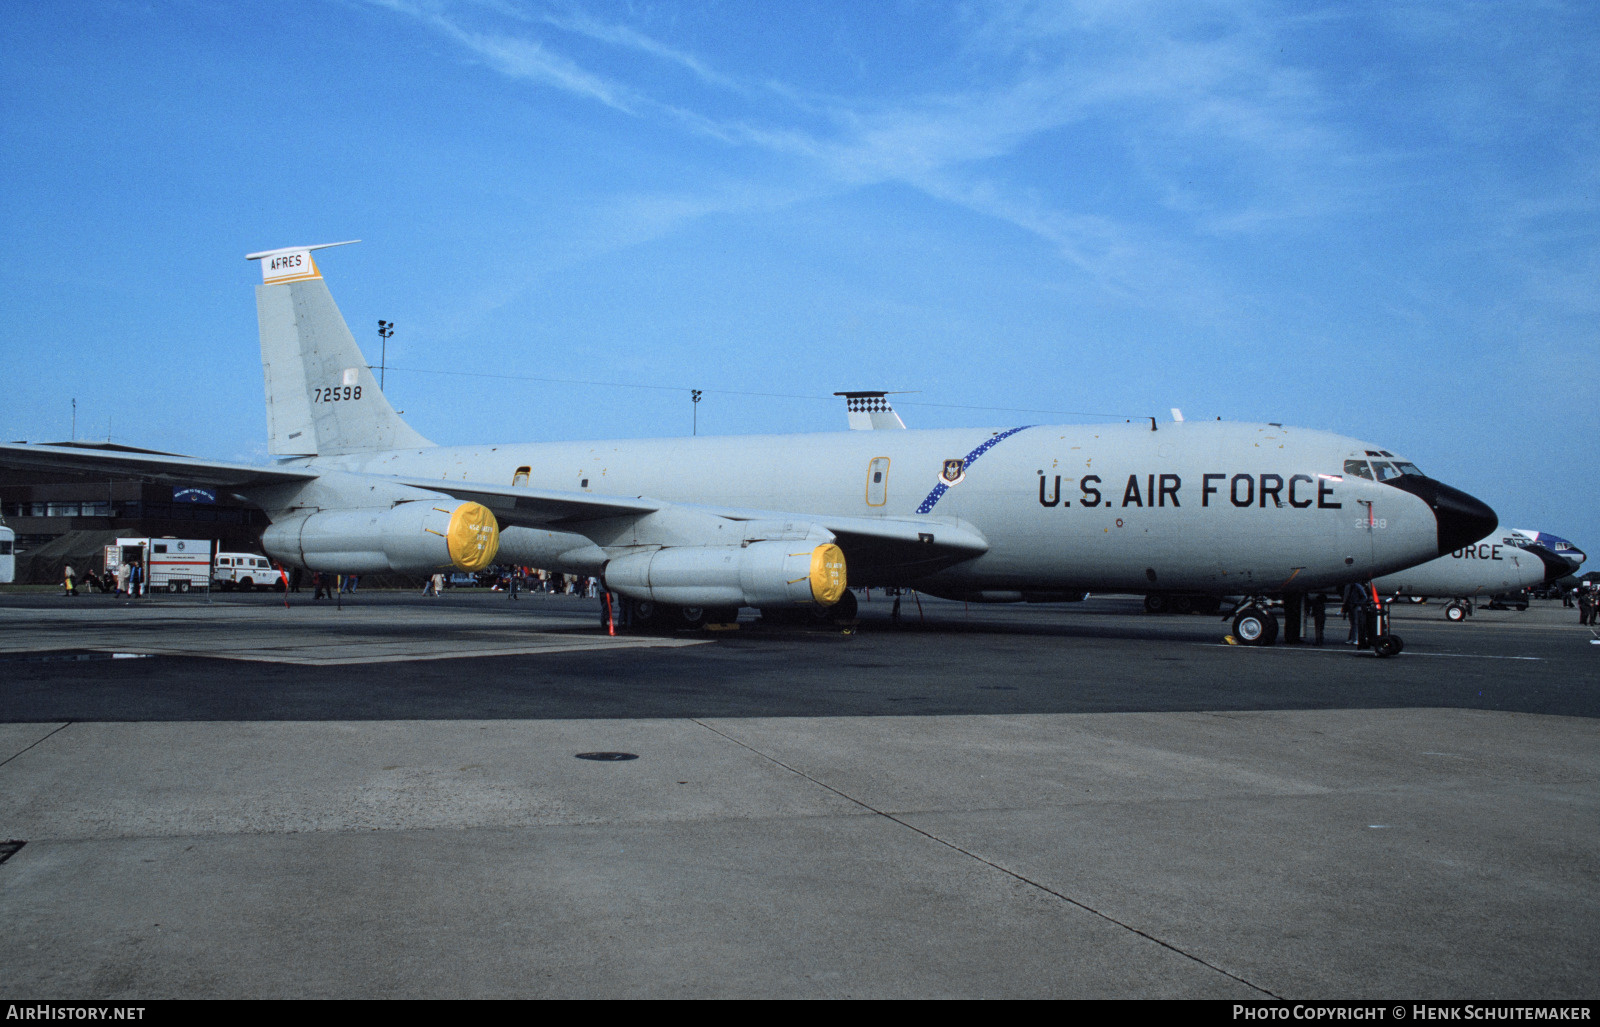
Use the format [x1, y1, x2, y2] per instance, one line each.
[1037, 471, 1343, 510]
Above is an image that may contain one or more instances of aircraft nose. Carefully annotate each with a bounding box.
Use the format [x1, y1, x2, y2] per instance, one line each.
[1381, 475, 1498, 556]
[1529, 545, 1575, 585]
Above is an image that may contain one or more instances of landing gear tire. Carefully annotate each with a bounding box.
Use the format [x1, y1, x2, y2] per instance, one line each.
[1407, 596, 1427, 604]
[1232, 605, 1278, 646]
[1372, 634, 1404, 658]
[674, 605, 708, 630]
[826, 589, 859, 625]
[1444, 602, 1467, 622]
[1171, 594, 1194, 615]
[1144, 594, 1168, 614]
[633, 599, 662, 629]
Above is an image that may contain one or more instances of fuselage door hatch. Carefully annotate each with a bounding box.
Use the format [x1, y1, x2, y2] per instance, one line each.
[866, 457, 890, 507]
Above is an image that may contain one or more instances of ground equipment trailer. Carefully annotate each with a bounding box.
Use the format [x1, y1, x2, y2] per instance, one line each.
[106, 537, 213, 593]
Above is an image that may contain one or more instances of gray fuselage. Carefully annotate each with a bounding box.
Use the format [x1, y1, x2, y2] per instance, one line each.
[295, 419, 1460, 595]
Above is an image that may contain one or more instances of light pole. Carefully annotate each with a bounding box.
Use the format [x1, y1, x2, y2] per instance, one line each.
[692, 389, 701, 436]
[377, 320, 394, 390]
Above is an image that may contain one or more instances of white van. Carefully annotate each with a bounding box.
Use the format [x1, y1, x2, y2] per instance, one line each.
[213, 552, 278, 591]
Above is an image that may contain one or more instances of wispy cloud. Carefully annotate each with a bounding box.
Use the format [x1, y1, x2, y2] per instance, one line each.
[370, 0, 1595, 316]
[369, 0, 641, 112]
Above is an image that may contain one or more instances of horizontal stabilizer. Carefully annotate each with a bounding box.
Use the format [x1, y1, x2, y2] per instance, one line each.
[834, 391, 908, 430]
[244, 241, 360, 285]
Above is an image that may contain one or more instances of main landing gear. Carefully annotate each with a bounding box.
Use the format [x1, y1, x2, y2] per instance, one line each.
[1144, 593, 1223, 615]
[605, 596, 740, 632]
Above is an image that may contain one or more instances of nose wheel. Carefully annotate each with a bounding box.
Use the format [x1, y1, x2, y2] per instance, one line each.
[1230, 604, 1279, 646]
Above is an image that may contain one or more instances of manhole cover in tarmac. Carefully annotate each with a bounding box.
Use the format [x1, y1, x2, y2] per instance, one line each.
[575, 752, 639, 762]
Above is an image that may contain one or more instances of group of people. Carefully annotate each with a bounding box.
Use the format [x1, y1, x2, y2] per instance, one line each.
[1277, 584, 1375, 646]
[487, 568, 598, 599]
[1578, 582, 1599, 627]
[62, 561, 146, 597]
[309, 572, 358, 600]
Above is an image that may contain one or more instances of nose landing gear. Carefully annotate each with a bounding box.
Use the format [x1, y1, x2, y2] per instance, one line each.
[1230, 604, 1279, 646]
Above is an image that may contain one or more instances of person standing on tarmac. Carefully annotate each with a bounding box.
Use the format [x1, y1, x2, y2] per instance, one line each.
[63, 564, 76, 596]
[1342, 582, 1363, 644]
[1309, 592, 1327, 646]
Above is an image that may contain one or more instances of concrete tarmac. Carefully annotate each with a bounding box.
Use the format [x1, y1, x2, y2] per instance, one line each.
[0, 589, 1595, 999]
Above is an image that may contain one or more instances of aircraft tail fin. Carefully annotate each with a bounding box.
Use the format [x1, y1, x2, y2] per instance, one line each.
[247, 241, 433, 456]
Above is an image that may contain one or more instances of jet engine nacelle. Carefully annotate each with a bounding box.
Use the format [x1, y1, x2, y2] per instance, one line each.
[262, 500, 500, 574]
[603, 541, 847, 609]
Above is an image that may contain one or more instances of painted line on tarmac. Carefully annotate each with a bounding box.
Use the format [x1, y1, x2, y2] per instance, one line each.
[0, 637, 708, 665]
[1200, 644, 1540, 661]
[1398, 651, 1541, 661]
[691, 717, 1281, 999]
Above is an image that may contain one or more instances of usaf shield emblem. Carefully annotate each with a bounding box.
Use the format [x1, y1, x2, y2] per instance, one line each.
[939, 458, 966, 487]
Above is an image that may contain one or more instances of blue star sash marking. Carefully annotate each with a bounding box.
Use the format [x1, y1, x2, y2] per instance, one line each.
[915, 425, 1035, 515]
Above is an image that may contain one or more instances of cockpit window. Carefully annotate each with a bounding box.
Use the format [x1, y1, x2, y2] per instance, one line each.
[1392, 461, 1422, 476]
[1344, 459, 1374, 480]
[1371, 461, 1404, 481]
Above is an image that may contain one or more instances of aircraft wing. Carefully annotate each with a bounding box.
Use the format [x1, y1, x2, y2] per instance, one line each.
[394, 478, 661, 527]
[0, 442, 317, 488]
[408, 476, 989, 573]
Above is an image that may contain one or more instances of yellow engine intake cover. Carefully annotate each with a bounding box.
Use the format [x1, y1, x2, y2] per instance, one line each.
[809, 543, 848, 606]
[447, 502, 500, 571]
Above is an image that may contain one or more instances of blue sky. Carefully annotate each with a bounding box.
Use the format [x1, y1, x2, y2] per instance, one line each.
[2, 1, 1596, 548]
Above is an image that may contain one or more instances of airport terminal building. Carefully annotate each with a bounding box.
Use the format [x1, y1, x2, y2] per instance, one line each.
[0, 442, 268, 584]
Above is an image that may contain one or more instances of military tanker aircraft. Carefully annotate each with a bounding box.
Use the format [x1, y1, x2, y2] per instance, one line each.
[1373, 528, 1585, 621]
[0, 242, 1499, 649]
